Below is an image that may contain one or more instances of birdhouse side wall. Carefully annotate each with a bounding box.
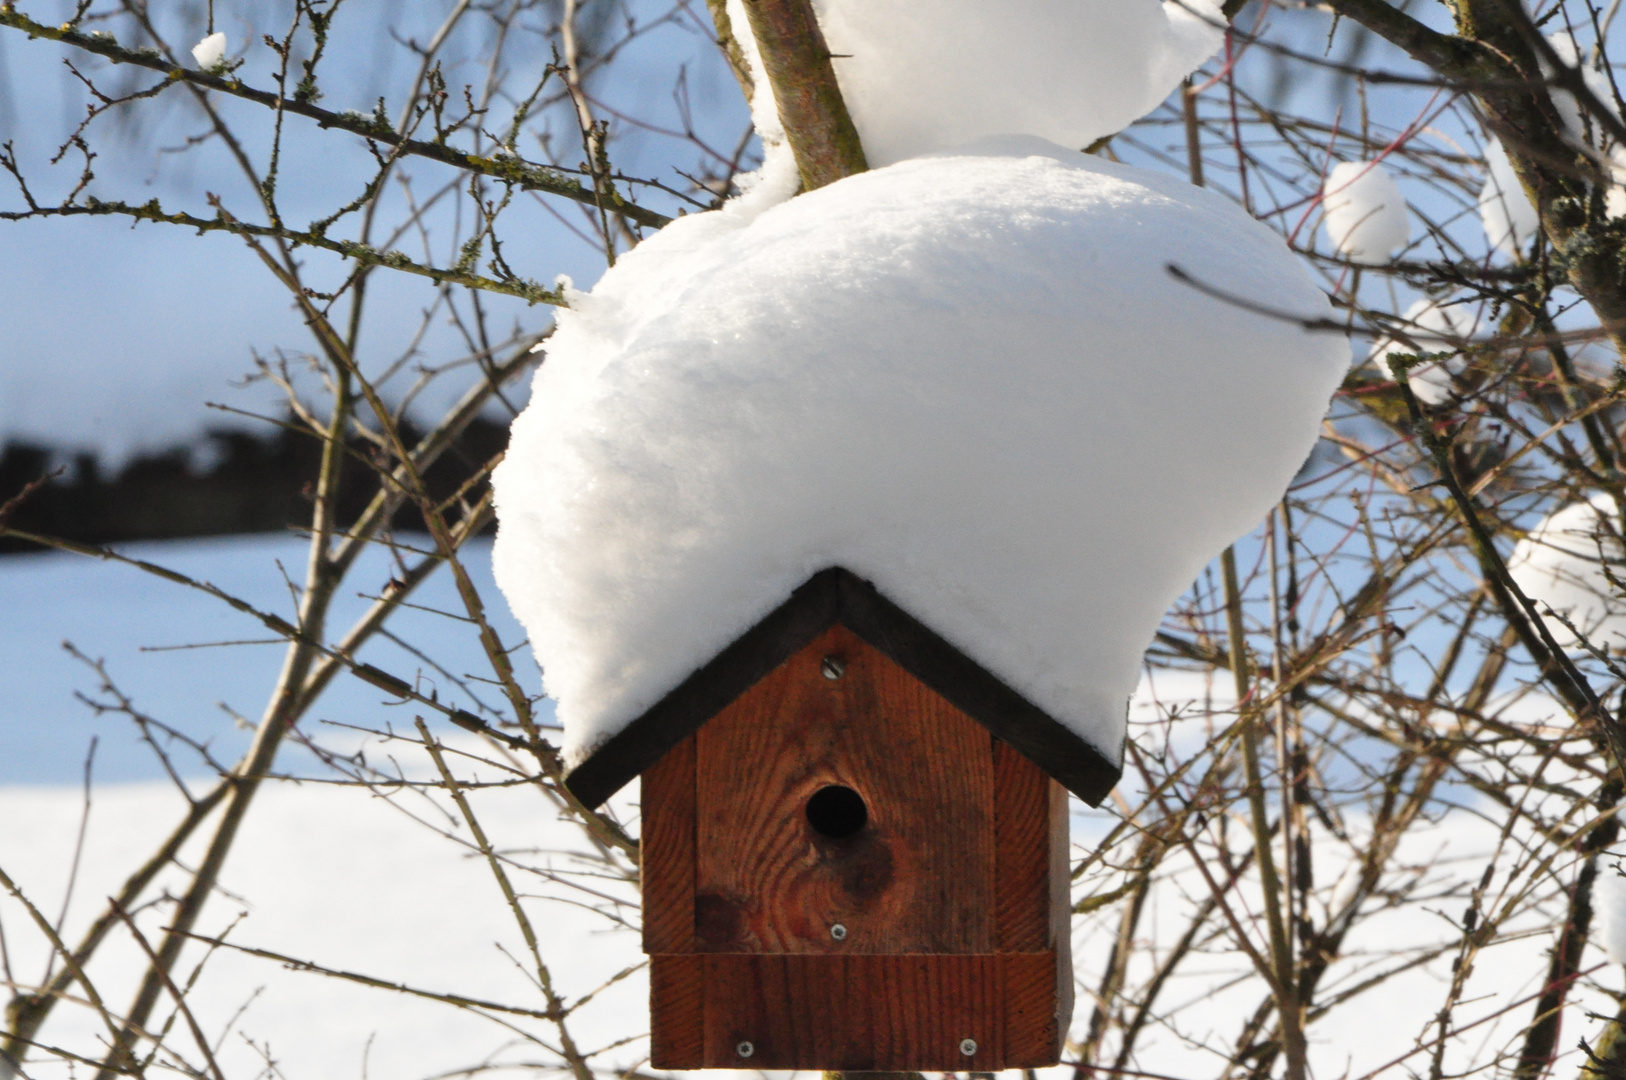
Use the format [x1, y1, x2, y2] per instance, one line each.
[992, 737, 1073, 1060]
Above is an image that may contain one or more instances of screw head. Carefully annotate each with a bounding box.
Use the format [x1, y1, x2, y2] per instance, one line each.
[820, 656, 846, 680]
[736, 1041, 754, 1059]
[830, 923, 848, 941]
[959, 1038, 978, 1057]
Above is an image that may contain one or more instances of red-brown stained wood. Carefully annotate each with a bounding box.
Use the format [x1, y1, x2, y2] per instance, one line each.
[994, 738, 1052, 952]
[640, 734, 695, 954]
[700, 953, 1004, 1069]
[1003, 950, 1063, 1065]
[692, 625, 996, 954]
[649, 954, 704, 1068]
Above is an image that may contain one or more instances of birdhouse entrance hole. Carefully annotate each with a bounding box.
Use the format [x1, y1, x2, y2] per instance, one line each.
[806, 784, 867, 839]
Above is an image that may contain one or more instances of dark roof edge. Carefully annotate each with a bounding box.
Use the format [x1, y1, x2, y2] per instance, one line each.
[563, 568, 845, 809]
[563, 567, 1124, 809]
[829, 571, 1123, 806]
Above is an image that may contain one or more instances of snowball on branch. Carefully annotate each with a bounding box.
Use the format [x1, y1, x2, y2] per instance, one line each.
[1596, 854, 1626, 966]
[1320, 161, 1409, 265]
[1508, 493, 1626, 654]
[191, 31, 228, 72]
[1479, 33, 1625, 257]
[1369, 298, 1480, 405]
[491, 138, 1348, 769]
[1479, 138, 1542, 259]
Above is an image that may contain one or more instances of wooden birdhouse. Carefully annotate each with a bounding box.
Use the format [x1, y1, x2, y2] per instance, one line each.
[564, 567, 1122, 1072]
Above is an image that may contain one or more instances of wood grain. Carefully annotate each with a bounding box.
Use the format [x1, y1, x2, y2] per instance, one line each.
[1003, 951, 1064, 1065]
[648, 954, 703, 1068]
[640, 735, 695, 954]
[994, 738, 1051, 952]
[693, 625, 996, 954]
[700, 953, 1004, 1070]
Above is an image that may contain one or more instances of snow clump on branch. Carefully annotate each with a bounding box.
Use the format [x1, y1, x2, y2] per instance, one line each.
[1508, 493, 1626, 654]
[1369, 298, 1481, 405]
[1479, 33, 1625, 256]
[1596, 855, 1626, 965]
[491, 137, 1349, 768]
[1479, 138, 1542, 258]
[721, 0, 801, 219]
[191, 32, 228, 72]
[726, 0, 1222, 172]
[1321, 161, 1409, 265]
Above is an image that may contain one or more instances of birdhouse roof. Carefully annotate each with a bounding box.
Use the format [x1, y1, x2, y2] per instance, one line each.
[564, 567, 1123, 809]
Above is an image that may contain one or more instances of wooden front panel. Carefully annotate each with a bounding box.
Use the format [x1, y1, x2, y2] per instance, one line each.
[648, 953, 703, 1068]
[692, 625, 995, 953]
[702, 953, 1001, 1070]
[991, 741, 1073, 1062]
[648, 951, 1063, 1070]
[640, 734, 695, 954]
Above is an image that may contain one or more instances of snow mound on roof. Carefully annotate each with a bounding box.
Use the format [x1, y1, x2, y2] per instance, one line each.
[491, 137, 1349, 768]
[1321, 161, 1409, 265]
[1508, 493, 1626, 652]
[805, 0, 1223, 165]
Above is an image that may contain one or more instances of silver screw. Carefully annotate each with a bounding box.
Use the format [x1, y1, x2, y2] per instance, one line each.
[959, 1038, 978, 1057]
[820, 656, 846, 680]
[736, 1041, 755, 1059]
[830, 923, 848, 941]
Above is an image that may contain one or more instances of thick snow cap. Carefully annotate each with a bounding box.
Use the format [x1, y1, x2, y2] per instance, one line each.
[492, 138, 1349, 770]
[806, 0, 1224, 165]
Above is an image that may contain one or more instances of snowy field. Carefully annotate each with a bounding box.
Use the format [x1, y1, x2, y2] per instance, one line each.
[1, 536, 1623, 1080]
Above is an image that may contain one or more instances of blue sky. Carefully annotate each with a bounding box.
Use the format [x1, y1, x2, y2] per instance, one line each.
[0, 0, 748, 463]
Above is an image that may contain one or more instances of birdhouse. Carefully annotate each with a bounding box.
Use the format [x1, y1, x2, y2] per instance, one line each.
[564, 567, 1122, 1072]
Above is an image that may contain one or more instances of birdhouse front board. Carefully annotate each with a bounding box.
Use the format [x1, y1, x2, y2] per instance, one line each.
[562, 569, 1122, 1072]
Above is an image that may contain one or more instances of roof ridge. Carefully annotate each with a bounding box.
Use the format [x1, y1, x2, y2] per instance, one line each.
[563, 567, 1122, 809]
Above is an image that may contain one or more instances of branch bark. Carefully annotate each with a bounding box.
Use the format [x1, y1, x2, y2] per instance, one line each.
[737, 0, 867, 190]
[0, 5, 671, 229]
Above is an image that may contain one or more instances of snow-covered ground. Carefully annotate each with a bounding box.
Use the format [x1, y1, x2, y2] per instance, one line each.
[0, 770, 648, 1080]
